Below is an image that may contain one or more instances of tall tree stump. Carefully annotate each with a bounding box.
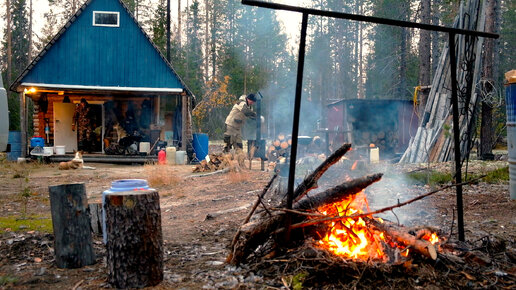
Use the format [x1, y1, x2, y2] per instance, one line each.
[48, 183, 96, 269]
[105, 190, 163, 288]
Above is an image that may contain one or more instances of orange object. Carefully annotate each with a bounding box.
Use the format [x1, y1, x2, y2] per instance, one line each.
[158, 149, 167, 165]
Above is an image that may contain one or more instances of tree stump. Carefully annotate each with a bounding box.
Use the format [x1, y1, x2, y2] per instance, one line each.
[105, 190, 163, 288]
[48, 183, 96, 269]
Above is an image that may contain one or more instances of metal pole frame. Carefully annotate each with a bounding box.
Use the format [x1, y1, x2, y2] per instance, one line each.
[242, 0, 498, 243]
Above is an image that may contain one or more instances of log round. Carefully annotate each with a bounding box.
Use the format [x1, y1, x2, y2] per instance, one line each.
[48, 183, 96, 269]
[105, 190, 163, 288]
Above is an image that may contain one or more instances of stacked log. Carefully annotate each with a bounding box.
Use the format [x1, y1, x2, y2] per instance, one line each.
[353, 130, 398, 153]
[400, 0, 486, 163]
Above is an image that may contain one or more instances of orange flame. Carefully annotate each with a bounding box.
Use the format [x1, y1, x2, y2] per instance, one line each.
[315, 191, 441, 262]
[351, 160, 358, 171]
[316, 190, 387, 260]
[369, 143, 375, 148]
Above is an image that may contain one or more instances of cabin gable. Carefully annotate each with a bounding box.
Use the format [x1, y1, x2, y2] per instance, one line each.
[18, 0, 183, 91]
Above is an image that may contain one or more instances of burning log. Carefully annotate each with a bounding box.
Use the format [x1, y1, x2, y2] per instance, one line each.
[294, 173, 383, 210]
[367, 218, 438, 260]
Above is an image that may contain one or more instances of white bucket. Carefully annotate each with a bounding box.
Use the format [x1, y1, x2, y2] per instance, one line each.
[43, 146, 54, 155]
[370, 147, 379, 163]
[166, 147, 176, 165]
[139, 142, 150, 154]
[175, 150, 186, 165]
[55, 145, 66, 155]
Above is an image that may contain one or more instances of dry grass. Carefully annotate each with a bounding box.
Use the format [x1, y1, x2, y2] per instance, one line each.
[143, 163, 181, 188]
[226, 170, 251, 183]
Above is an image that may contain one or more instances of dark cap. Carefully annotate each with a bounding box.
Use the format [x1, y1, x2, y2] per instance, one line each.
[246, 93, 257, 102]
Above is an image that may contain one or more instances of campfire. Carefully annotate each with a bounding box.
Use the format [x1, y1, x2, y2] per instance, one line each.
[314, 189, 440, 262]
[227, 143, 441, 266]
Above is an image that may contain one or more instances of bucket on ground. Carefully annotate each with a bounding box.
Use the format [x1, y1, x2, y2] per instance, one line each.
[7, 131, 21, 161]
[166, 147, 176, 165]
[192, 133, 209, 161]
[102, 179, 151, 243]
[43, 146, 54, 155]
[55, 145, 66, 155]
[505, 70, 516, 200]
[175, 150, 186, 165]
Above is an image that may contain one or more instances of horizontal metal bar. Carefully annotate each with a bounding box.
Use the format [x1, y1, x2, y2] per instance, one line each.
[241, 0, 498, 39]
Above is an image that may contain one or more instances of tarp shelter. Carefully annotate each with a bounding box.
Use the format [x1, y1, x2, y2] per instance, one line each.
[10, 0, 194, 159]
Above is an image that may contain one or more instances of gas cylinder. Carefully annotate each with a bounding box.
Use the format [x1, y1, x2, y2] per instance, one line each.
[158, 149, 167, 165]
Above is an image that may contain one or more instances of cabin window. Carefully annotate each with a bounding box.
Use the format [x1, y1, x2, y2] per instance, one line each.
[93, 11, 119, 27]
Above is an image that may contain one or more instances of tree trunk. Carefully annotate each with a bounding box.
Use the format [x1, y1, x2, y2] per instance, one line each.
[88, 203, 102, 236]
[177, 0, 181, 49]
[480, 0, 497, 159]
[105, 190, 163, 288]
[48, 183, 96, 269]
[6, 0, 12, 87]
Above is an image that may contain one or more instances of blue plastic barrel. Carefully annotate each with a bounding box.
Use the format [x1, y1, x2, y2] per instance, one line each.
[7, 131, 21, 161]
[192, 133, 209, 161]
[102, 179, 153, 243]
[506, 82, 516, 200]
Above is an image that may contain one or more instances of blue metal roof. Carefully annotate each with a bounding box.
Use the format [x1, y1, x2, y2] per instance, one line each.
[12, 0, 190, 94]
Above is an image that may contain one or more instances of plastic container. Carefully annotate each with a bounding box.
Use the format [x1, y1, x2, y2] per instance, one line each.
[7, 131, 21, 161]
[158, 149, 166, 165]
[139, 142, 150, 154]
[102, 179, 152, 243]
[192, 133, 209, 161]
[166, 147, 176, 165]
[370, 147, 379, 163]
[505, 79, 516, 200]
[30, 136, 45, 148]
[55, 145, 66, 155]
[175, 150, 186, 165]
[43, 146, 54, 155]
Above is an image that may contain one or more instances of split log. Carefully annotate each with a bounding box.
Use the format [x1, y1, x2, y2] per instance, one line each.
[48, 183, 96, 269]
[105, 190, 163, 288]
[88, 203, 103, 236]
[367, 218, 437, 260]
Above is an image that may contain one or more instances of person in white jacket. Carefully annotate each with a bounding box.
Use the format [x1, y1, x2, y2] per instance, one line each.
[224, 93, 257, 152]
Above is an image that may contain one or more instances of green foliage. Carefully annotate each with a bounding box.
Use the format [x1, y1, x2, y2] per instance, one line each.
[406, 166, 509, 186]
[292, 272, 308, 290]
[0, 215, 53, 234]
[478, 166, 509, 184]
[406, 170, 453, 186]
[0, 275, 18, 287]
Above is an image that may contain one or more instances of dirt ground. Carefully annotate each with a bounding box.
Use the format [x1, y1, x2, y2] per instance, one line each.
[0, 152, 515, 289]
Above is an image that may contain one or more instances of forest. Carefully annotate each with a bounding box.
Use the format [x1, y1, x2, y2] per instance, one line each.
[1, 0, 515, 149]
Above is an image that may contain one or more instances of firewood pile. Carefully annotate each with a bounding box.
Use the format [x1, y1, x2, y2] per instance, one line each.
[353, 130, 398, 153]
[226, 143, 516, 288]
[400, 0, 485, 163]
[191, 153, 234, 173]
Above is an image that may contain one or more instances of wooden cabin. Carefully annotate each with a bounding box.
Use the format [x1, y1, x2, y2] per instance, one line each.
[10, 0, 194, 161]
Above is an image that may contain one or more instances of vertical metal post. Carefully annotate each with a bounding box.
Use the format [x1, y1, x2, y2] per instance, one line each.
[448, 32, 465, 241]
[286, 13, 309, 241]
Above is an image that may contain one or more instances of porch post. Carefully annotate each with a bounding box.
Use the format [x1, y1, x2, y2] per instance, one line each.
[20, 91, 27, 158]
